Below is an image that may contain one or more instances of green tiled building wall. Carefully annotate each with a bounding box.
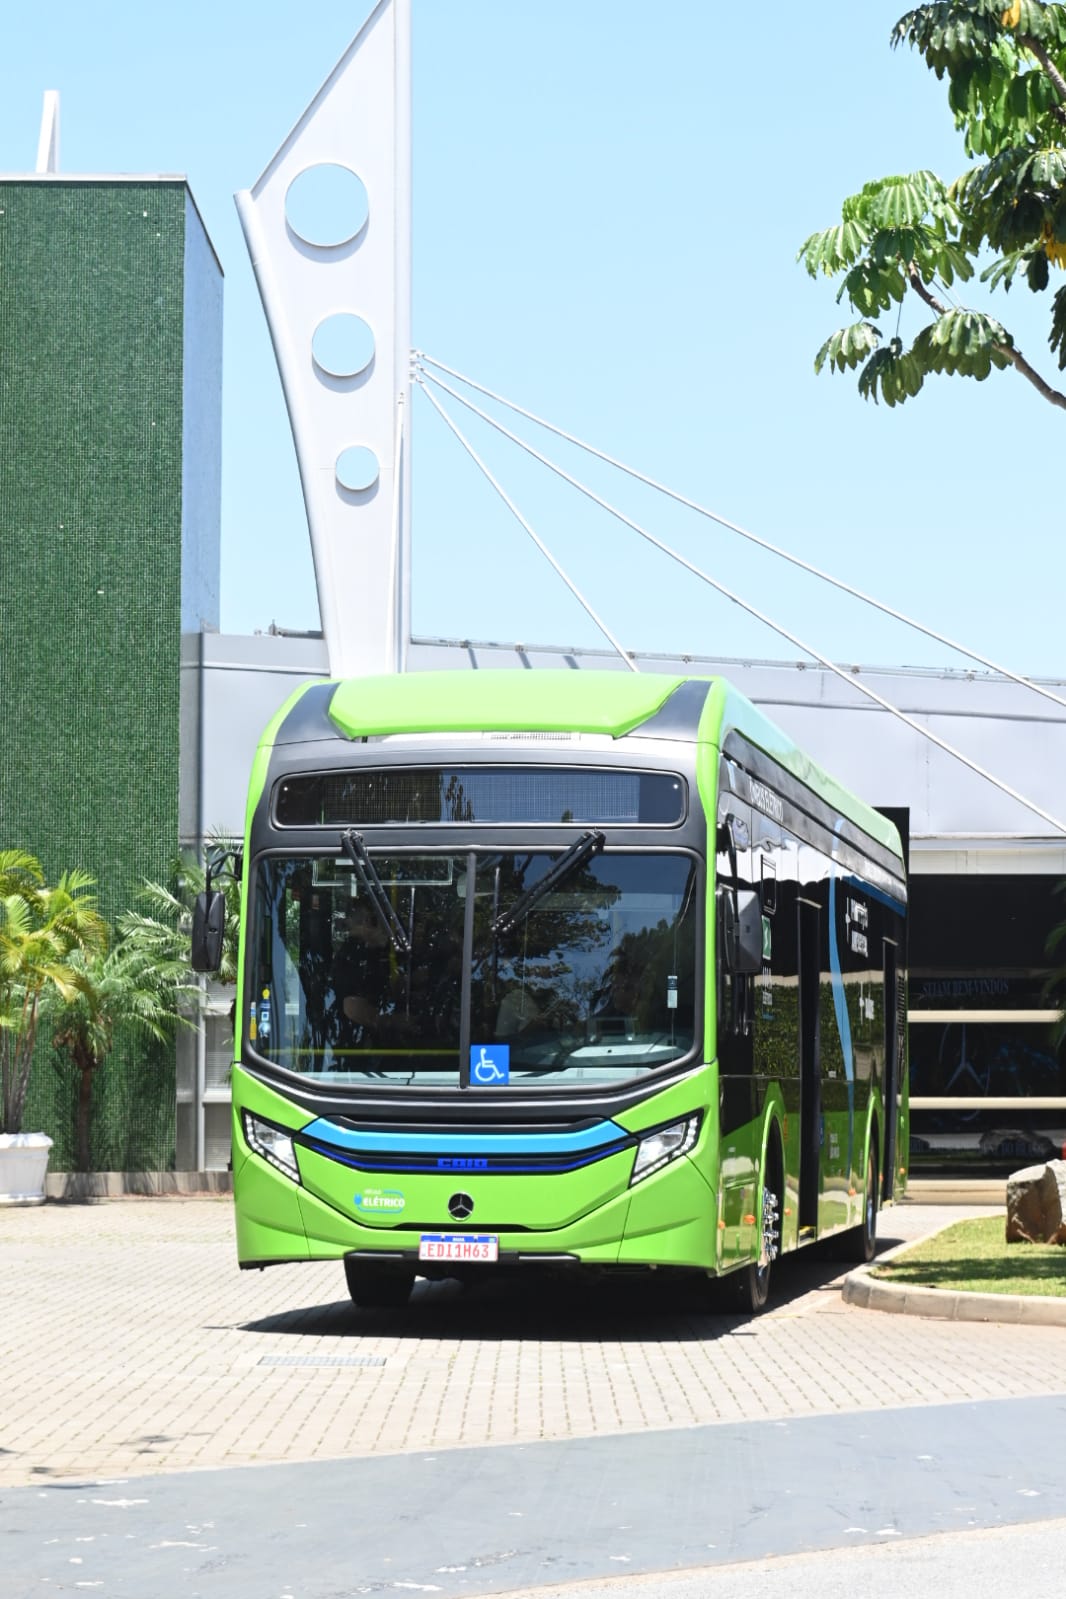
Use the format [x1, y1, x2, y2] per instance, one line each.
[0, 180, 222, 1170]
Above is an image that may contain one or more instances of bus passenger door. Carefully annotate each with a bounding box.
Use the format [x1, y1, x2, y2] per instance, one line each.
[797, 897, 821, 1234]
[882, 939, 901, 1200]
[715, 794, 757, 1268]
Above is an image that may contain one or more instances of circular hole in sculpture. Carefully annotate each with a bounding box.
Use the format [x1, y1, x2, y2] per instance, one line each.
[336, 445, 380, 493]
[312, 314, 375, 378]
[285, 163, 369, 247]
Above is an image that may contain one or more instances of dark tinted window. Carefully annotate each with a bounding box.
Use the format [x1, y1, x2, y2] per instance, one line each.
[249, 850, 698, 1087]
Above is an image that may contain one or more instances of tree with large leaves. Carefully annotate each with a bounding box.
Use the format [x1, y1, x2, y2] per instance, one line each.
[48, 910, 201, 1173]
[0, 851, 108, 1135]
[799, 1, 1066, 410]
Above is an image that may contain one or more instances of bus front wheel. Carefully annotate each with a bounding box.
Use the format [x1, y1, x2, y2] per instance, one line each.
[729, 1158, 782, 1314]
[344, 1257, 415, 1309]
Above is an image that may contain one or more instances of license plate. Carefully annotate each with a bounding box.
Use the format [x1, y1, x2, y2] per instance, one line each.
[418, 1233, 499, 1263]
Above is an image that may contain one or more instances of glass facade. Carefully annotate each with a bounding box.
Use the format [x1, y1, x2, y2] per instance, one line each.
[908, 875, 1066, 1174]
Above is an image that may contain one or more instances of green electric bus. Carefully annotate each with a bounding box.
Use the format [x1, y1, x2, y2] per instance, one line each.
[196, 670, 908, 1313]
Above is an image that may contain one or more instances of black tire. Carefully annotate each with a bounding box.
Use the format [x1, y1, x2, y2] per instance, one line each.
[344, 1258, 415, 1308]
[729, 1150, 782, 1314]
[832, 1146, 879, 1264]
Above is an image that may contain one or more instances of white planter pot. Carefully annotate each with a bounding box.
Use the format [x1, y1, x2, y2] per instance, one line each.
[0, 1132, 54, 1205]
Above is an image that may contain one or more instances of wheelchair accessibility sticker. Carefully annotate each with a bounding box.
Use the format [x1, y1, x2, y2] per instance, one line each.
[470, 1045, 510, 1085]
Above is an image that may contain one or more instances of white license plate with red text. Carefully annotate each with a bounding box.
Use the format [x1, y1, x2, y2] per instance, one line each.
[418, 1234, 499, 1263]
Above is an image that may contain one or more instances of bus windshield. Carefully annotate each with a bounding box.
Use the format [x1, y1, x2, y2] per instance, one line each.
[249, 850, 698, 1087]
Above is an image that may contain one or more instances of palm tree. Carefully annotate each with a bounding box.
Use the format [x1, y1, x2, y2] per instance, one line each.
[0, 851, 108, 1135]
[49, 910, 201, 1172]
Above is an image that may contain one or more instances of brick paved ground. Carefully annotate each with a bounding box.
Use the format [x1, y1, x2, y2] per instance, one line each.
[2, 1195, 1057, 1487]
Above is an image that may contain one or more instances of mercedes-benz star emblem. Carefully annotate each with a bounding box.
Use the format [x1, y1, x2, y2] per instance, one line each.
[448, 1192, 474, 1220]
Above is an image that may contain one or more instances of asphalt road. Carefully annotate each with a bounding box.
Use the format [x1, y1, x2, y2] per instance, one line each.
[6, 1393, 1066, 1596]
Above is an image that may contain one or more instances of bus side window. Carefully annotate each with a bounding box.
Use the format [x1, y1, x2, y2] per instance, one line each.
[716, 887, 737, 1038]
[717, 884, 761, 1035]
[761, 856, 777, 915]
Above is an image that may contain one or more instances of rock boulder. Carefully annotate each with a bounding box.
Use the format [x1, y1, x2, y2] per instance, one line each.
[1006, 1159, 1066, 1245]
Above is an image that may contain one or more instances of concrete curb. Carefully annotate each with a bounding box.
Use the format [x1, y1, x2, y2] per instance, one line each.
[45, 1170, 233, 1200]
[844, 1226, 1066, 1327]
[904, 1178, 1006, 1206]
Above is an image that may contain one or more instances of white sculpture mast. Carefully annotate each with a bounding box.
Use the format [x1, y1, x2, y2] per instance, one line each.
[36, 90, 60, 173]
[235, 0, 412, 677]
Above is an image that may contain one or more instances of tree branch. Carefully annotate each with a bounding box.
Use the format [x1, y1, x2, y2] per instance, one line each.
[999, 341, 1066, 409]
[907, 266, 951, 318]
[1017, 33, 1066, 113]
[907, 265, 1066, 412]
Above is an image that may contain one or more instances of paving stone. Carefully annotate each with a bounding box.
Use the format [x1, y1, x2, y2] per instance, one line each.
[1, 1195, 1059, 1486]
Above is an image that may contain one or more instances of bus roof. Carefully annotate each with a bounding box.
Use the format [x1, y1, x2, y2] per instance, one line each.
[326, 670, 684, 739]
[702, 678, 903, 858]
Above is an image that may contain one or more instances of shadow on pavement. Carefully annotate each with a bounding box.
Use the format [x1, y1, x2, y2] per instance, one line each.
[234, 1230, 896, 1343]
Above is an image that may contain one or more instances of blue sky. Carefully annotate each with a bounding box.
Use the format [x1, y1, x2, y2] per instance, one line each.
[2, 2, 1061, 676]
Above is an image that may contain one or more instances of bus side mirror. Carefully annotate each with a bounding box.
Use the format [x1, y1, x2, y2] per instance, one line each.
[720, 888, 762, 976]
[191, 890, 225, 974]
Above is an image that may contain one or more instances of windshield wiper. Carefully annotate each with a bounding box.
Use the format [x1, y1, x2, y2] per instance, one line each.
[491, 829, 605, 938]
[339, 830, 412, 954]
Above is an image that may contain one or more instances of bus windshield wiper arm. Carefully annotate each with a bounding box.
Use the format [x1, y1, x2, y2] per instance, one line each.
[340, 829, 412, 955]
[491, 829, 605, 938]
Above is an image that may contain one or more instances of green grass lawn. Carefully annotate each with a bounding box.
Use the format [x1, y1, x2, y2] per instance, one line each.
[871, 1215, 1066, 1297]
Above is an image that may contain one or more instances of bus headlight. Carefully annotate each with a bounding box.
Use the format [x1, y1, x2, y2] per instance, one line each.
[242, 1111, 301, 1183]
[630, 1114, 701, 1185]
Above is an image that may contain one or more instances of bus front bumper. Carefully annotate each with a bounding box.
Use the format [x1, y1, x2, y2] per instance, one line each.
[234, 1145, 719, 1273]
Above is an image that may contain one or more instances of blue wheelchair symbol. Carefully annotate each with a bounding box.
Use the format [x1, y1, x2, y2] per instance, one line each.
[471, 1045, 510, 1085]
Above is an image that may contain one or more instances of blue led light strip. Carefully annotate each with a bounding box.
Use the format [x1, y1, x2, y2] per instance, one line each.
[301, 1117, 627, 1157]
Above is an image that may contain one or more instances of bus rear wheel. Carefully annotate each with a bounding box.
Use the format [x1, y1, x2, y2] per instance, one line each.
[344, 1258, 415, 1309]
[832, 1147, 879, 1264]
